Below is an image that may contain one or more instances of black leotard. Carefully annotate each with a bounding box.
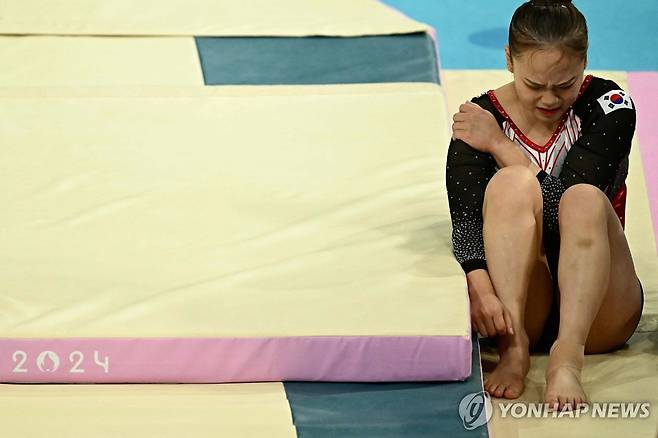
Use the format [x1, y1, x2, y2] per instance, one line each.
[446, 75, 636, 274]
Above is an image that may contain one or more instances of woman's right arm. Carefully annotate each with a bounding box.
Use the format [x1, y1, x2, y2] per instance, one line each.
[446, 135, 496, 274]
[446, 135, 514, 337]
[467, 268, 514, 337]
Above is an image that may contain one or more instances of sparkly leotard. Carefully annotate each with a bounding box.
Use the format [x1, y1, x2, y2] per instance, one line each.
[446, 75, 635, 274]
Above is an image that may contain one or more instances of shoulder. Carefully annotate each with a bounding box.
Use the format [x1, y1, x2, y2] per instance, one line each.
[574, 76, 636, 120]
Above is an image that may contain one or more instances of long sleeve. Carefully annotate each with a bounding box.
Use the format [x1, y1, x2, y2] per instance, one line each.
[536, 81, 636, 233]
[446, 137, 497, 274]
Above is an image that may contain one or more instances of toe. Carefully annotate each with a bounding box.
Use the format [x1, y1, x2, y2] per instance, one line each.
[558, 396, 567, 410]
[504, 383, 522, 399]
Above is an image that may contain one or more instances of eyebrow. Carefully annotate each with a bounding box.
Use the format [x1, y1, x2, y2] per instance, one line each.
[525, 77, 577, 87]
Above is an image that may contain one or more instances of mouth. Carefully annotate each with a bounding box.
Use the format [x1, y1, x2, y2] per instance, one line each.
[537, 107, 561, 117]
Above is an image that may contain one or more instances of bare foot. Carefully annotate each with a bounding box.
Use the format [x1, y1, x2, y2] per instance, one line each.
[484, 334, 530, 399]
[544, 339, 588, 411]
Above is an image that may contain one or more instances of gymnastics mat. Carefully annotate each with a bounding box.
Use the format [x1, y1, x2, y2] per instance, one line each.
[0, 82, 471, 384]
[0, 0, 427, 36]
[0, 36, 205, 87]
[0, 33, 439, 87]
[0, 339, 486, 438]
[0, 32, 440, 88]
[0, 382, 297, 438]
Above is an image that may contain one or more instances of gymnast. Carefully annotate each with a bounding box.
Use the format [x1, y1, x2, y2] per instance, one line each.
[446, 0, 644, 411]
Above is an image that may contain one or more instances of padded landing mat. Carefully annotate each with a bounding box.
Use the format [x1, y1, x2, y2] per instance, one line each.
[0, 339, 489, 438]
[0, 32, 440, 87]
[0, 83, 470, 383]
[0, 382, 297, 438]
[0, 0, 427, 36]
[0, 36, 204, 87]
[196, 33, 439, 85]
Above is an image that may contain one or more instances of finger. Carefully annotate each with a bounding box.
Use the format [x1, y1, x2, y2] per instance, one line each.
[459, 102, 478, 113]
[493, 312, 508, 336]
[472, 319, 482, 337]
[452, 125, 466, 136]
[459, 103, 471, 113]
[483, 317, 497, 338]
[452, 112, 467, 122]
[452, 129, 467, 143]
[476, 320, 489, 338]
[452, 122, 468, 134]
[503, 309, 515, 335]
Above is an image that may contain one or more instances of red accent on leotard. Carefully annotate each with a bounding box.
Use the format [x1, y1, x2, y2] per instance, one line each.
[486, 74, 593, 153]
[611, 183, 627, 230]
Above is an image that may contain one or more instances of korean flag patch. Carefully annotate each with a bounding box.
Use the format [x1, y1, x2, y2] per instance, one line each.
[597, 90, 634, 115]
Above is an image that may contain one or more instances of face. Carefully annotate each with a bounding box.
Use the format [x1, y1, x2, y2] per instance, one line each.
[506, 46, 586, 123]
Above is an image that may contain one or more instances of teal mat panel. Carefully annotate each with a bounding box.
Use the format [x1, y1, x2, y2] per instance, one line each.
[284, 337, 488, 438]
[195, 33, 439, 85]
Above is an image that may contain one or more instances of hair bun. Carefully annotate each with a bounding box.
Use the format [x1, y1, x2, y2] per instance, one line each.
[530, 0, 572, 7]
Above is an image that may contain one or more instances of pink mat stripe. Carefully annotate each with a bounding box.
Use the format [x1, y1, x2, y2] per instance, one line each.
[0, 335, 471, 383]
[628, 72, 658, 251]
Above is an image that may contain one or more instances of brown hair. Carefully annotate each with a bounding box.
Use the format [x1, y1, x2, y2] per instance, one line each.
[509, 0, 588, 61]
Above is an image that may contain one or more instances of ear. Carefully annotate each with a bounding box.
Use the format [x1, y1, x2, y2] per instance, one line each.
[505, 46, 514, 73]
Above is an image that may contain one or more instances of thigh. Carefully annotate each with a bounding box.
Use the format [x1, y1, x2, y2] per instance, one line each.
[584, 201, 644, 354]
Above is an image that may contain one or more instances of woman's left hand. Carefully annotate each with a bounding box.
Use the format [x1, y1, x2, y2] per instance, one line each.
[452, 102, 507, 154]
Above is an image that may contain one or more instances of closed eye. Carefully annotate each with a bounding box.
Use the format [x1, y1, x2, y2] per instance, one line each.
[525, 81, 576, 90]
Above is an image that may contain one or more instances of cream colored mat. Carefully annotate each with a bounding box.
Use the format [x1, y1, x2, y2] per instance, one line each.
[442, 70, 658, 437]
[0, 383, 296, 438]
[0, 83, 468, 339]
[0, 0, 427, 36]
[0, 36, 204, 86]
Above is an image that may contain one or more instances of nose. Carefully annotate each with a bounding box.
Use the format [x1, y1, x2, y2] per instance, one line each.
[541, 91, 560, 108]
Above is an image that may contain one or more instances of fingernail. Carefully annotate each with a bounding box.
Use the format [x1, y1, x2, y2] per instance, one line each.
[509, 327, 514, 335]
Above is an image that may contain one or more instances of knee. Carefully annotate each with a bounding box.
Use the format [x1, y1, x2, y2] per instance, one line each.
[559, 184, 608, 233]
[484, 165, 541, 211]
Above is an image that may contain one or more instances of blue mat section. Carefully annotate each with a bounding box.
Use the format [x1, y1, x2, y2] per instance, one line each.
[284, 337, 489, 438]
[382, 0, 658, 71]
[195, 33, 439, 85]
